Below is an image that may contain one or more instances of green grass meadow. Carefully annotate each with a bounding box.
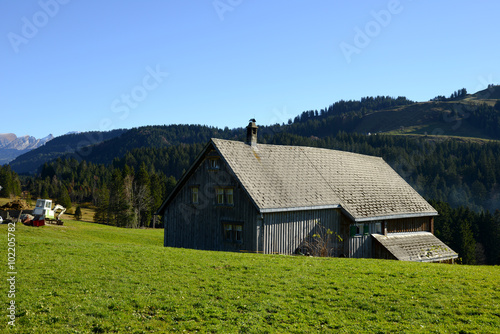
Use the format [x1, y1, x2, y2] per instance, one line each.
[2, 220, 499, 333]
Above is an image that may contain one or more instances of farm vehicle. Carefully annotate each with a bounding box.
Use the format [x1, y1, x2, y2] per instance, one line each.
[26, 199, 66, 226]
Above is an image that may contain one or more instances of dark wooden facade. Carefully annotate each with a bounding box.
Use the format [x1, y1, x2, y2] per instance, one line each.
[386, 216, 433, 234]
[164, 149, 260, 252]
[262, 209, 341, 255]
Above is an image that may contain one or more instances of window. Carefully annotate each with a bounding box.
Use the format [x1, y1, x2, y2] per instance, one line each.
[374, 222, 382, 234]
[223, 223, 243, 243]
[234, 224, 242, 242]
[191, 187, 199, 204]
[349, 225, 356, 237]
[215, 187, 234, 206]
[224, 224, 232, 241]
[209, 158, 219, 169]
[216, 188, 224, 204]
[362, 224, 369, 235]
[226, 188, 234, 205]
[350, 223, 369, 237]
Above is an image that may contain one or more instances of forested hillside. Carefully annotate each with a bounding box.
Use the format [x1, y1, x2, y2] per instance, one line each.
[9, 129, 126, 174]
[10, 87, 500, 174]
[281, 95, 500, 140]
[3, 90, 500, 264]
[58, 125, 244, 166]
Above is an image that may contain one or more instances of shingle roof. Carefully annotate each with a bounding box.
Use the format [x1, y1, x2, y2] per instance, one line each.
[212, 138, 437, 221]
[372, 232, 458, 262]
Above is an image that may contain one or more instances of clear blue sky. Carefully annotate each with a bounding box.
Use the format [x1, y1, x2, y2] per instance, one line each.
[1, 0, 499, 139]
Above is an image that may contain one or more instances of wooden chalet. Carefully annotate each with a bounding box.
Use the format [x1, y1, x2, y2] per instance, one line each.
[157, 120, 458, 262]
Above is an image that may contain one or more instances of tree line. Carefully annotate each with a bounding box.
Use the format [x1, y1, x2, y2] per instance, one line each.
[0, 165, 21, 198]
[430, 88, 468, 101]
[431, 200, 500, 265]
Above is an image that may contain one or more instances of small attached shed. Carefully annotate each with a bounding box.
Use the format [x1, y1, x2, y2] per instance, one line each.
[372, 232, 457, 262]
[157, 121, 458, 262]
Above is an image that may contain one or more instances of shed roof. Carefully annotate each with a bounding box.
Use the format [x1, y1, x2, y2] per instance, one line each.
[211, 138, 437, 221]
[372, 232, 458, 262]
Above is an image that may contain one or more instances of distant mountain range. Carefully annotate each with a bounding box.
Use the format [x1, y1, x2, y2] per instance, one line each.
[0, 133, 54, 165]
[6, 86, 500, 174]
[8, 129, 127, 174]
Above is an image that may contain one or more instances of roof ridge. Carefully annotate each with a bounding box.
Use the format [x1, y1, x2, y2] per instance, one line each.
[211, 138, 383, 161]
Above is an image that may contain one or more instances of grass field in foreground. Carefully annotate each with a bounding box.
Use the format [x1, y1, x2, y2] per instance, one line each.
[2, 221, 499, 333]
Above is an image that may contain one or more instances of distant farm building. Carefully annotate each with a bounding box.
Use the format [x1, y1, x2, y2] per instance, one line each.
[157, 120, 457, 263]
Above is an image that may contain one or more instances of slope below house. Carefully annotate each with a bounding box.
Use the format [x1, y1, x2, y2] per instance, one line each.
[158, 120, 457, 262]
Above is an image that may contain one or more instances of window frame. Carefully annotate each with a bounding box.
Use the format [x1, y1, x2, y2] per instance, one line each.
[362, 224, 369, 235]
[350, 223, 369, 237]
[225, 188, 234, 205]
[191, 186, 199, 204]
[208, 158, 220, 170]
[222, 222, 244, 244]
[223, 223, 233, 241]
[216, 188, 224, 205]
[215, 187, 234, 206]
[234, 224, 242, 242]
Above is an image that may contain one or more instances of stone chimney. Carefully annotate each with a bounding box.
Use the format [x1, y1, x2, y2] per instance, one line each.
[246, 119, 258, 146]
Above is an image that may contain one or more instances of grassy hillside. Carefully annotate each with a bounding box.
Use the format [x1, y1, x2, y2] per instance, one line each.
[2, 221, 499, 333]
[353, 101, 499, 140]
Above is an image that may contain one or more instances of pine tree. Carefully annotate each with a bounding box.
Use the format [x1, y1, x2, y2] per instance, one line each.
[457, 218, 476, 264]
[58, 186, 72, 210]
[134, 163, 152, 227]
[0, 166, 12, 198]
[149, 173, 165, 212]
[108, 170, 132, 227]
[0, 165, 20, 198]
[94, 186, 110, 224]
[74, 206, 82, 221]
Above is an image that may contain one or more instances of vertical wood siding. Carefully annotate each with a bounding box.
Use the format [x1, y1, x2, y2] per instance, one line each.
[349, 235, 371, 258]
[348, 222, 380, 258]
[263, 209, 341, 256]
[164, 150, 260, 252]
[386, 217, 431, 233]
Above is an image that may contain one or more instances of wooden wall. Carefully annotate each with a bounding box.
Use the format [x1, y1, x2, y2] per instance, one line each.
[386, 216, 431, 233]
[164, 149, 260, 252]
[262, 209, 341, 256]
[347, 222, 381, 259]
